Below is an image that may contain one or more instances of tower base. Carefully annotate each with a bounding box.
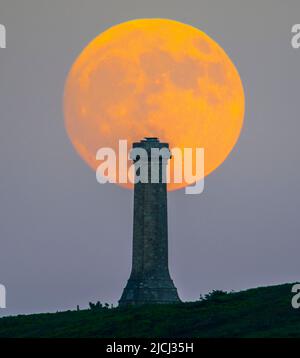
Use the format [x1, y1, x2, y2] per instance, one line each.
[119, 277, 181, 306]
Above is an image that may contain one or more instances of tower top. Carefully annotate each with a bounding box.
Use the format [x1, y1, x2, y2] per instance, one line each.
[131, 137, 171, 161]
[143, 137, 159, 142]
[133, 137, 169, 149]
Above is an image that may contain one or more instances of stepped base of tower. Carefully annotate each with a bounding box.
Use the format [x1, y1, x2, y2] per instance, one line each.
[119, 277, 181, 306]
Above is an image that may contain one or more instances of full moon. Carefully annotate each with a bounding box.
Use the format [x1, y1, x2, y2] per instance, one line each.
[64, 18, 245, 191]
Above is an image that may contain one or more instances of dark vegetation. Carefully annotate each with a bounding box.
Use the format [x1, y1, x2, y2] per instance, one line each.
[0, 283, 299, 338]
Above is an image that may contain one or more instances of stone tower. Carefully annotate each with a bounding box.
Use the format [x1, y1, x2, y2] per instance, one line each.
[119, 137, 180, 306]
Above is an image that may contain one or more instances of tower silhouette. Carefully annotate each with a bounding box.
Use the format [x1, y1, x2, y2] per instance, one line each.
[119, 137, 180, 305]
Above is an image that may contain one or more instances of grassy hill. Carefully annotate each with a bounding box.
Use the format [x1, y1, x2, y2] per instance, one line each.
[0, 283, 299, 338]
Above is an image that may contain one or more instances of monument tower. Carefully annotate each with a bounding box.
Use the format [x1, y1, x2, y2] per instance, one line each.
[119, 137, 180, 305]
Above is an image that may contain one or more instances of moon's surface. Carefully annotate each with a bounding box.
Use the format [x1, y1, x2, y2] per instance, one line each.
[64, 19, 245, 190]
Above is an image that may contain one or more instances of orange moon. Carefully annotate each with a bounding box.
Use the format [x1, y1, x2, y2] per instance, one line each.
[64, 18, 245, 191]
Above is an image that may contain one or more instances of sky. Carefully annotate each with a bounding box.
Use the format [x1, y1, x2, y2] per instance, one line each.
[0, 0, 300, 316]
